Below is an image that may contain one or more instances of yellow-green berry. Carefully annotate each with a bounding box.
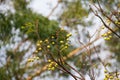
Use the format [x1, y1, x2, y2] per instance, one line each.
[27, 58, 34, 62]
[104, 78, 108, 80]
[105, 74, 109, 78]
[60, 40, 64, 43]
[66, 33, 72, 37]
[21, 26, 25, 29]
[37, 43, 40, 46]
[107, 31, 112, 34]
[45, 39, 48, 42]
[60, 28, 64, 31]
[55, 63, 58, 67]
[52, 42, 55, 45]
[104, 70, 108, 73]
[33, 57, 36, 60]
[64, 46, 68, 49]
[39, 40, 42, 43]
[51, 67, 55, 70]
[65, 43, 69, 46]
[103, 33, 107, 37]
[47, 45, 50, 48]
[109, 76, 113, 79]
[108, 35, 112, 38]
[27, 59, 31, 62]
[66, 38, 69, 41]
[104, 37, 110, 40]
[38, 48, 42, 51]
[51, 36, 54, 39]
[48, 59, 51, 62]
[102, 26, 105, 29]
[48, 67, 51, 70]
[36, 57, 40, 60]
[35, 50, 38, 53]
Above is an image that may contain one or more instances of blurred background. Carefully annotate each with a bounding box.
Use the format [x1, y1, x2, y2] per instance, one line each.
[0, 0, 120, 80]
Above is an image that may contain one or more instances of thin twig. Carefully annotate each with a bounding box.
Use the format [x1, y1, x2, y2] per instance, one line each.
[35, 19, 40, 39]
[64, 61, 85, 80]
[47, 1, 60, 18]
[96, 0, 120, 29]
[13, 38, 28, 53]
[90, 6, 120, 38]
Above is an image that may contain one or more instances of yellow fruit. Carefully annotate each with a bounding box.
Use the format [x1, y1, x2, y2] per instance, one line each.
[51, 67, 55, 70]
[52, 42, 55, 44]
[47, 45, 50, 48]
[37, 43, 40, 46]
[45, 39, 48, 42]
[39, 40, 42, 43]
[104, 70, 107, 73]
[48, 59, 51, 62]
[60, 40, 64, 43]
[107, 31, 112, 34]
[51, 36, 54, 39]
[101, 26, 105, 29]
[35, 50, 38, 53]
[38, 48, 42, 51]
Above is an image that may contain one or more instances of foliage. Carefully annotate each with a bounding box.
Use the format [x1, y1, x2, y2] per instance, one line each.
[0, 0, 120, 80]
[60, 0, 91, 28]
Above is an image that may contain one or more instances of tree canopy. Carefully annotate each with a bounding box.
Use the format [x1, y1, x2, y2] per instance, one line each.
[0, 0, 120, 80]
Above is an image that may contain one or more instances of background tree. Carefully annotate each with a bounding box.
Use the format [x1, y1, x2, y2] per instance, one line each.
[0, 0, 120, 80]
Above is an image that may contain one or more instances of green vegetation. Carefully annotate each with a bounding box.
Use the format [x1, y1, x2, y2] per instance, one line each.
[0, 0, 120, 80]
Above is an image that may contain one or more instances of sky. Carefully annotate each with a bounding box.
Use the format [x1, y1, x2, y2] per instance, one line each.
[29, 0, 59, 20]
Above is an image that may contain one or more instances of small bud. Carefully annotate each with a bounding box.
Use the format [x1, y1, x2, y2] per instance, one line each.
[38, 48, 42, 51]
[108, 35, 112, 38]
[104, 78, 107, 80]
[21, 26, 25, 29]
[66, 38, 69, 41]
[60, 45, 64, 48]
[45, 39, 48, 42]
[51, 67, 55, 70]
[48, 59, 51, 62]
[69, 33, 72, 36]
[103, 33, 107, 37]
[48, 68, 51, 70]
[33, 57, 36, 60]
[51, 42, 55, 45]
[104, 70, 107, 73]
[48, 63, 52, 67]
[51, 36, 54, 39]
[60, 40, 64, 43]
[65, 43, 69, 46]
[66, 33, 72, 37]
[107, 31, 112, 34]
[64, 46, 68, 49]
[47, 45, 50, 48]
[27, 58, 34, 62]
[109, 76, 113, 79]
[101, 26, 105, 29]
[37, 43, 40, 46]
[39, 40, 43, 43]
[55, 63, 58, 67]
[60, 28, 64, 31]
[104, 37, 110, 40]
[36, 57, 40, 60]
[35, 50, 38, 53]
[27, 59, 31, 62]
[105, 74, 109, 78]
